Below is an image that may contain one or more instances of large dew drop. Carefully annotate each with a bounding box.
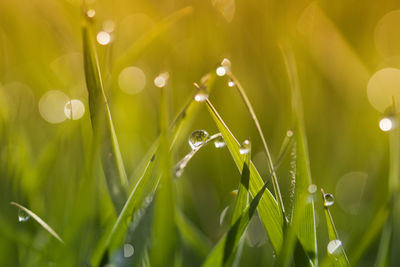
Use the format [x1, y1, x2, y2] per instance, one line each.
[323, 193, 335, 207]
[189, 130, 210, 149]
[18, 209, 30, 222]
[239, 139, 251, 155]
[327, 239, 343, 257]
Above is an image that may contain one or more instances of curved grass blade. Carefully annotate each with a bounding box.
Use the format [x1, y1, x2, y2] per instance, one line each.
[175, 209, 212, 257]
[202, 181, 268, 267]
[227, 72, 286, 219]
[10, 202, 64, 244]
[281, 46, 317, 265]
[321, 189, 350, 267]
[205, 99, 284, 254]
[113, 6, 193, 73]
[90, 156, 156, 266]
[82, 18, 128, 212]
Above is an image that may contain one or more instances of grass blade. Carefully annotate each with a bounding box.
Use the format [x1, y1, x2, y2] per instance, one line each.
[90, 156, 156, 266]
[205, 99, 284, 254]
[230, 142, 250, 224]
[228, 72, 286, 219]
[150, 86, 177, 267]
[281, 46, 317, 264]
[321, 189, 350, 267]
[202, 181, 268, 267]
[82, 18, 128, 212]
[10, 202, 64, 244]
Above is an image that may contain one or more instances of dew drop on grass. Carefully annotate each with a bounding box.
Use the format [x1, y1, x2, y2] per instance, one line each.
[216, 66, 227, 77]
[188, 130, 209, 149]
[214, 136, 226, 148]
[228, 80, 235, 87]
[124, 243, 134, 258]
[327, 239, 343, 257]
[221, 58, 231, 71]
[194, 88, 209, 102]
[286, 129, 294, 137]
[239, 139, 251, 155]
[323, 193, 335, 207]
[86, 9, 96, 18]
[18, 209, 30, 222]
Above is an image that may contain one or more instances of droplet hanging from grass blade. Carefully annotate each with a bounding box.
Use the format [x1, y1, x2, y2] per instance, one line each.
[323, 193, 335, 207]
[327, 239, 343, 258]
[18, 209, 30, 222]
[213, 135, 226, 148]
[188, 130, 210, 149]
[239, 139, 251, 155]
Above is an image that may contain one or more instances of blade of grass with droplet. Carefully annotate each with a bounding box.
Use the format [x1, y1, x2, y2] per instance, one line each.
[281, 46, 317, 264]
[10, 202, 64, 244]
[82, 19, 128, 212]
[205, 99, 284, 254]
[227, 72, 285, 219]
[175, 209, 212, 258]
[321, 189, 350, 267]
[113, 6, 193, 73]
[202, 181, 268, 267]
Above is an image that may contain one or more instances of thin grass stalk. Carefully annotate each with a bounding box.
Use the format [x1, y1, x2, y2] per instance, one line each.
[227, 72, 286, 220]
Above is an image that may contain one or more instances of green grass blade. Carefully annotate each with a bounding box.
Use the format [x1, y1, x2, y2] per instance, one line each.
[150, 86, 177, 267]
[82, 19, 128, 212]
[113, 6, 193, 73]
[205, 99, 284, 254]
[175, 209, 212, 257]
[375, 219, 392, 267]
[202, 181, 268, 267]
[90, 156, 156, 266]
[228, 72, 286, 219]
[281, 46, 317, 264]
[231, 148, 250, 224]
[321, 189, 350, 267]
[10, 202, 64, 244]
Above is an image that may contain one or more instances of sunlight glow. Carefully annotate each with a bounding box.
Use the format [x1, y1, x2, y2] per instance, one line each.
[64, 99, 85, 120]
[96, 31, 111, 45]
[118, 66, 146, 94]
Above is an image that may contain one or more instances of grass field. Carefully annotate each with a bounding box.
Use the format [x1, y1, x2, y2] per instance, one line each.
[1, 0, 400, 266]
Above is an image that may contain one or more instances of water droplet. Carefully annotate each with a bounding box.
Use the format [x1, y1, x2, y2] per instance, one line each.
[124, 243, 135, 258]
[194, 88, 209, 102]
[323, 193, 335, 207]
[18, 209, 30, 222]
[64, 99, 85, 120]
[239, 139, 251, 155]
[216, 66, 227, 77]
[86, 9, 96, 18]
[327, 239, 343, 256]
[308, 184, 317, 194]
[154, 72, 169, 88]
[214, 136, 226, 148]
[96, 31, 111, 45]
[286, 130, 294, 137]
[379, 117, 394, 131]
[189, 130, 209, 149]
[231, 189, 238, 196]
[228, 80, 235, 87]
